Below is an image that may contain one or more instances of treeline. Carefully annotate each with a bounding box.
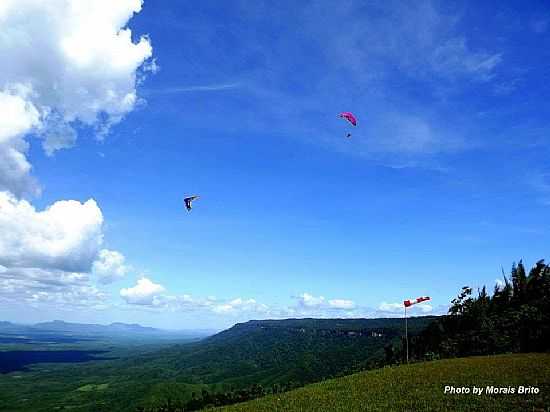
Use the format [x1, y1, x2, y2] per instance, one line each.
[136, 383, 295, 412]
[138, 366, 390, 412]
[403, 259, 550, 361]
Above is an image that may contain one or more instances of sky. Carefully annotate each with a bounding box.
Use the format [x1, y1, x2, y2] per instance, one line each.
[0, 0, 549, 330]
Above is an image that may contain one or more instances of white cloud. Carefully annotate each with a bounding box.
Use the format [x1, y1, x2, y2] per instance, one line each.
[305, 1, 501, 85]
[328, 299, 355, 310]
[0, 191, 104, 272]
[117, 285, 272, 316]
[364, 113, 466, 157]
[417, 304, 433, 313]
[0, 192, 136, 310]
[0, 88, 41, 145]
[40, 113, 78, 156]
[430, 38, 502, 82]
[0, 90, 42, 196]
[120, 277, 165, 306]
[378, 302, 404, 313]
[92, 249, 130, 284]
[0, 1, 153, 313]
[145, 83, 240, 94]
[0, 266, 107, 308]
[211, 298, 268, 314]
[293, 293, 357, 315]
[297, 292, 325, 308]
[135, 291, 270, 315]
[0, 0, 153, 194]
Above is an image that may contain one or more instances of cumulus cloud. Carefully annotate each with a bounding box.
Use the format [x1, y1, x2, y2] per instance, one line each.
[0, 88, 41, 144]
[296, 292, 326, 308]
[0, 266, 107, 308]
[0, 191, 120, 309]
[0, 191, 104, 272]
[118, 284, 271, 317]
[293, 293, 357, 315]
[0, 1, 153, 312]
[211, 298, 269, 314]
[120, 277, 165, 306]
[0, 90, 42, 196]
[92, 249, 130, 284]
[0, 0, 153, 195]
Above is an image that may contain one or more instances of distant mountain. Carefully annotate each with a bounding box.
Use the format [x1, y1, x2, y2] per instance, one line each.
[0, 321, 22, 333]
[0, 320, 215, 340]
[33, 320, 159, 335]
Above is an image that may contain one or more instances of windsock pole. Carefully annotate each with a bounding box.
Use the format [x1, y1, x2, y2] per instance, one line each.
[404, 305, 409, 364]
[403, 296, 431, 364]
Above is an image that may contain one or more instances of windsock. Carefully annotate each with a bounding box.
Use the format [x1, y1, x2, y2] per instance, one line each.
[403, 296, 430, 307]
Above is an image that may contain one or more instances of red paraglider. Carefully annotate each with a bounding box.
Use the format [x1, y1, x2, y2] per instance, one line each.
[339, 112, 357, 138]
[339, 112, 357, 126]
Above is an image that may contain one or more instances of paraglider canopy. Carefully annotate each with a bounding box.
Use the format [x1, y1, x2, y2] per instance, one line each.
[339, 112, 357, 126]
[184, 195, 200, 211]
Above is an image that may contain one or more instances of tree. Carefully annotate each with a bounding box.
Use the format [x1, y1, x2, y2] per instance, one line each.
[412, 258, 550, 359]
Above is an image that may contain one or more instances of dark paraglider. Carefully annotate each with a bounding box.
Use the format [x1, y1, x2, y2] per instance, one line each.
[184, 195, 200, 211]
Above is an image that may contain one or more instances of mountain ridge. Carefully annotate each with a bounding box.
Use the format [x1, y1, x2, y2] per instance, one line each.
[0, 319, 216, 337]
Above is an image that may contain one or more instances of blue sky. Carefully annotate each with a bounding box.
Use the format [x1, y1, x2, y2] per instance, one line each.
[1, 0, 549, 329]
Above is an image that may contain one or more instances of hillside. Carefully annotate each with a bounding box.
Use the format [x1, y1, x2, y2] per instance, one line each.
[213, 353, 550, 412]
[0, 317, 435, 411]
[150, 317, 436, 388]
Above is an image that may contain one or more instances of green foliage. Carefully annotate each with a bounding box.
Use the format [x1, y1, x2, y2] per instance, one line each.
[213, 354, 550, 412]
[412, 258, 550, 359]
[77, 383, 109, 392]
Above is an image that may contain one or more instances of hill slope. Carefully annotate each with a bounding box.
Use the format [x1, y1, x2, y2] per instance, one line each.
[151, 317, 436, 387]
[0, 317, 435, 411]
[214, 353, 550, 412]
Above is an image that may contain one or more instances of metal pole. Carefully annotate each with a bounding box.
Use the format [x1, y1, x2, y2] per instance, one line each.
[405, 305, 409, 364]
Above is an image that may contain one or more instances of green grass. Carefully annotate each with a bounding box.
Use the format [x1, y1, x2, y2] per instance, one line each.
[213, 353, 550, 411]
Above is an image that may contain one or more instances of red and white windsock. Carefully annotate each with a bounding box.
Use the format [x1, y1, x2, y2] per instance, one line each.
[403, 296, 430, 308]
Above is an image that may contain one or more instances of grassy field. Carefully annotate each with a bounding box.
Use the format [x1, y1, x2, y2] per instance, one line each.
[214, 353, 550, 412]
